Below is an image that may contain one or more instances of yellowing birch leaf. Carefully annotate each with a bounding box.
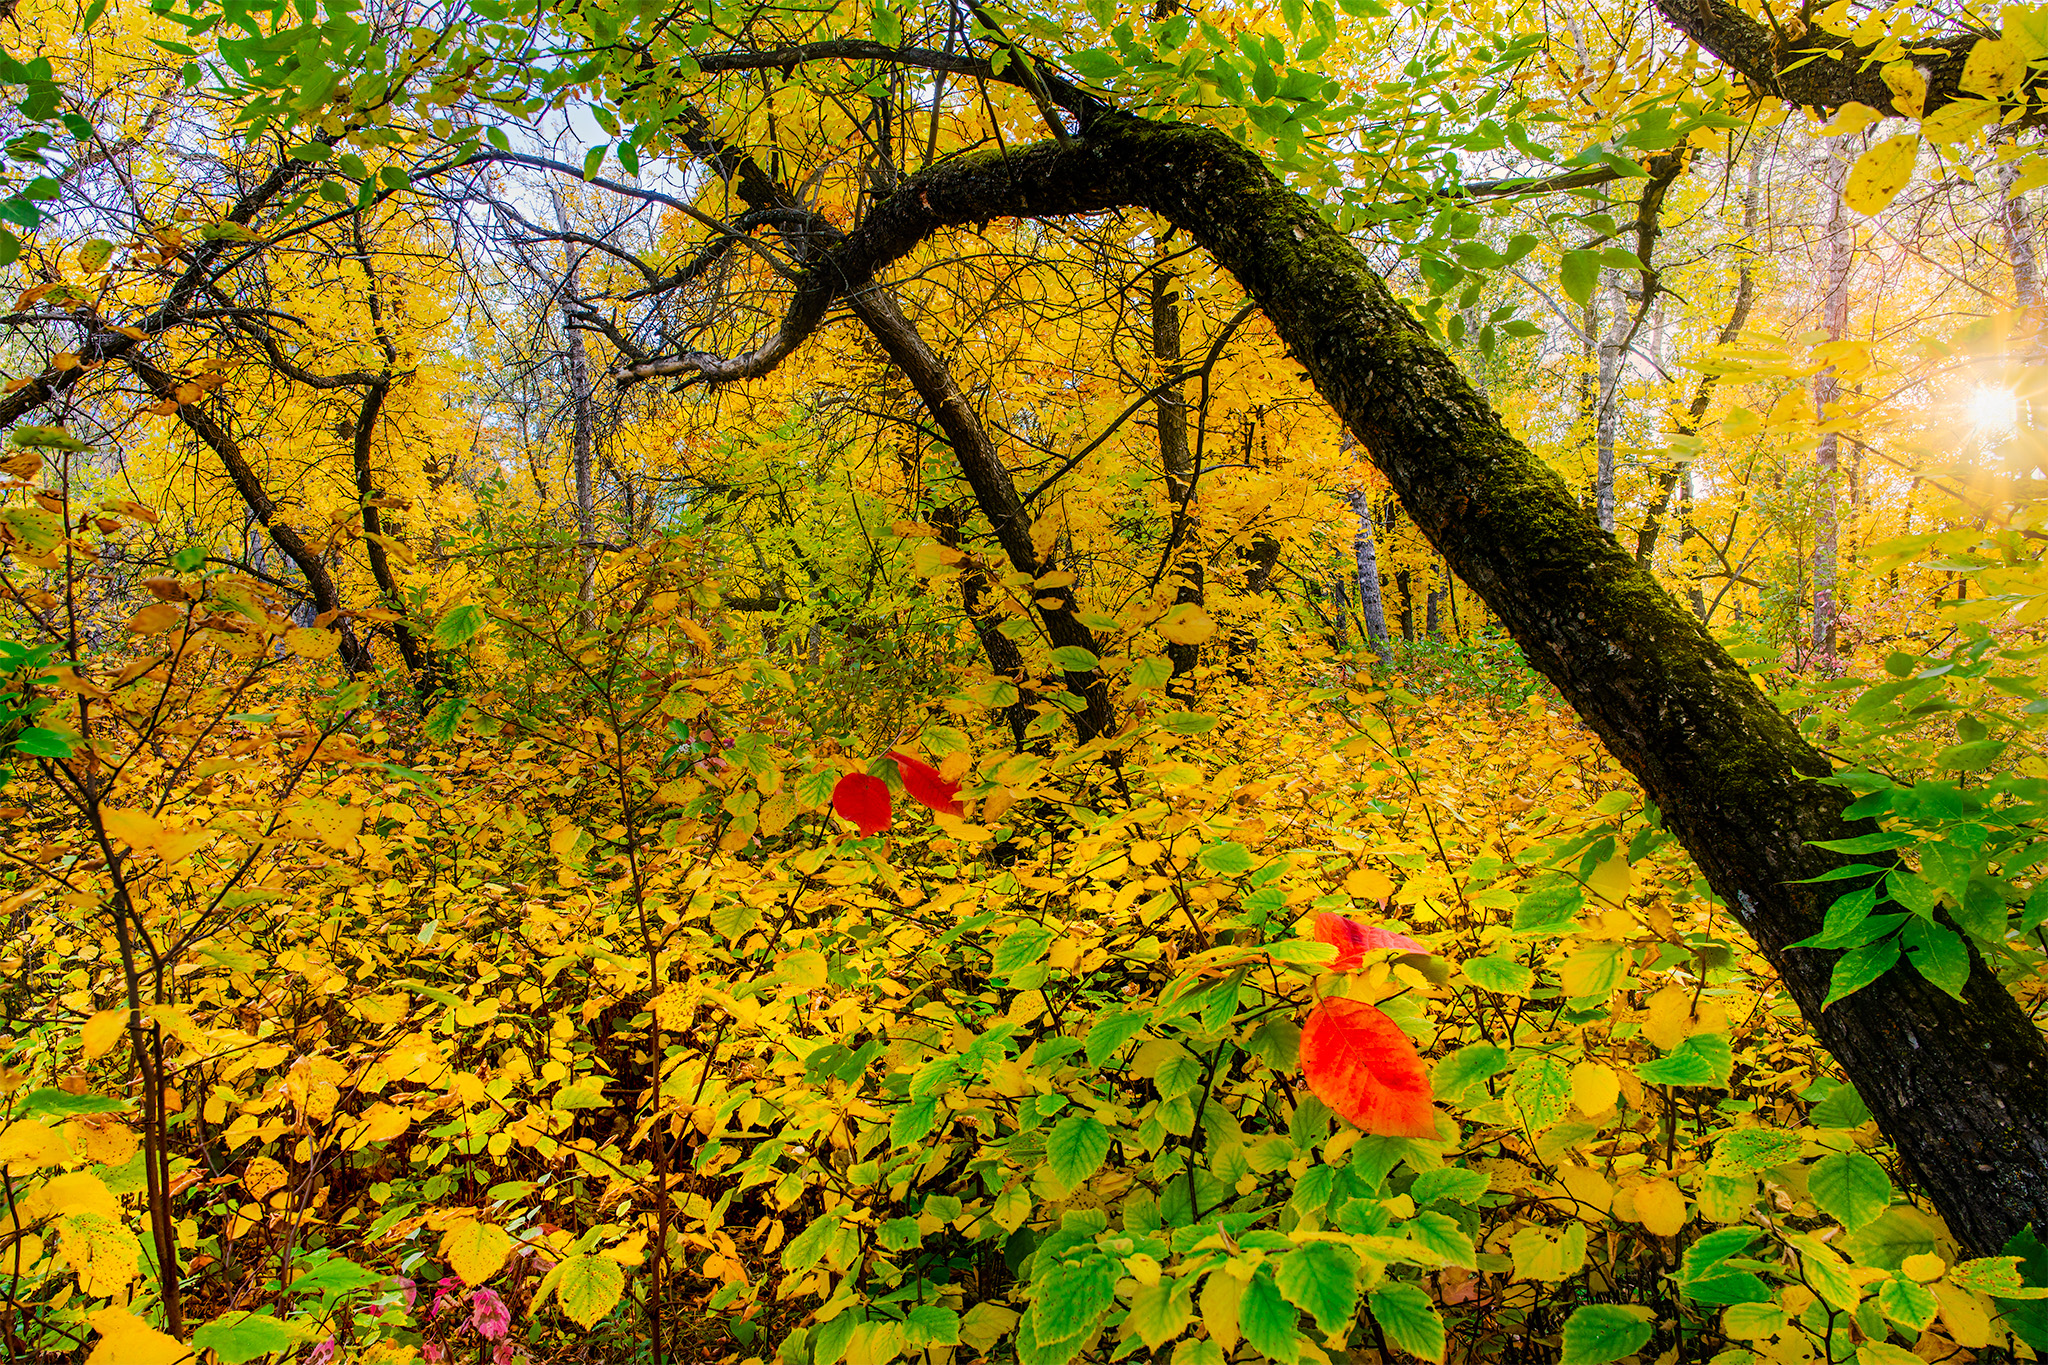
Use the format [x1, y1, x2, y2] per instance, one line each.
[1846, 134, 1920, 215]
[85, 1307, 187, 1365]
[61, 1210, 141, 1296]
[80, 1009, 127, 1060]
[24, 1171, 119, 1221]
[1571, 1062, 1620, 1116]
[1634, 1179, 1688, 1237]
[442, 1218, 512, 1285]
[0, 1119, 71, 1171]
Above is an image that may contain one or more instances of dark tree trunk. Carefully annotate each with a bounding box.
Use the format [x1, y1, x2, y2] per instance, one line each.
[649, 111, 2048, 1253]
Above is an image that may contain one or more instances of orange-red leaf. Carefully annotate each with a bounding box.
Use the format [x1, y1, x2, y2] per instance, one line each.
[832, 773, 891, 836]
[888, 751, 963, 818]
[1313, 913, 1428, 970]
[1299, 998, 1436, 1137]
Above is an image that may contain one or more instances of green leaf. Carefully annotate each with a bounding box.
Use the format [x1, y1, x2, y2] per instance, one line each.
[1085, 1010, 1149, 1065]
[1808, 1152, 1893, 1230]
[892, 1096, 940, 1147]
[552, 1253, 625, 1327]
[421, 696, 466, 744]
[1878, 1277, 1939, 1331]
[1636, 1033, 1733, 1087]
[582, 143, 607, 179]
[1196, 841, 1255, 876]
[15, 1088, 126, 1118]
[1559, 249, 1602, 306]
[192, 1312, 296, 1365]
[1274, 1240, 1361, 1336]
[1709, 1128, 1802, 1175]
[1559, 1304, 1654, 1365]
[1824, 938, 1901, 1007]
[993, 923, 1055, 976]
[1461, 955, 1533, 995]
[1030, 1252, 1116, 1344]
[1406, 1211, 1477, 1269]
[1368, 1281, 1445, 1363]
[1239, 1267, 1301, 1364]
[1900, 920, 1969, 997]
[287, 1258, 386, 1295]
[1045, 1115, 1111, 1188]
[433, 603, 485, 648]
[1505, 1053, 1572, 1134]
[1408, 1166, 1489, 1205]
[13, 727, 73, 758]
[1432, 1043, 1507, 1101]
[1050, 645, 1099, 672]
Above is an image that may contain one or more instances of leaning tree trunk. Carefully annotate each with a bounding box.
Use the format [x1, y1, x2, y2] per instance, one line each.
[683, 113, 2048, 1253]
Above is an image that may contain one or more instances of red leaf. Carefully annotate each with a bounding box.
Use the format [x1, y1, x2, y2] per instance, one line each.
[832, 772, 892, 836]
[1313, 913, 1429, 970]
[1299, 997, 1436, 1137]
[887, 750, 963, 818]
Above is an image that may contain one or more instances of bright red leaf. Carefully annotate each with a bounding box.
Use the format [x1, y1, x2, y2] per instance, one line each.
[1299, 997, 1436, 1137]
[888, 750, 963, 818]
[832, 772, 891, 836]
[1313, 913, 1429, 970]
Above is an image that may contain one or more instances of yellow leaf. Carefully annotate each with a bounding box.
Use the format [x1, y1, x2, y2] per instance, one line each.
[62, 1117, 138, 1166]
[781, 948, 827, 991]
[1558, 1164, 1614, 1215]
[124, 601, 185, 635]
[1882, 60, 1928, 116]
[442, 1218, 512, 1286]
[2008, 3, 2048, 60]
[243, 1156, 289, 1201]
[1845, 134, 1920, 215]
[1583, 854, 1633, 904]
[1635, 1179, 1689, 1237]
[550, 824, 585, 860]
[282, 798, 364, 850]
[1641, 983, 1694, 1051]
[1933, 1281, 1992, 1348]
[62, 1210, 141, 1296]
[1509, 1223, 1588, 1281]
[1571, 1062, 1620, 1116]
[552, 1253, 626, 1328]
[1902, 1253, 1945, 1282]
[23, 1171, 119, 1222]
[85, 1307, 187, 1365]
[81, 1008, 127, 1060]
[1963, 36, 2026, 96]
[1921, 97, 1998, 145]
[1559, 942, 1624, 1001]
[284, 626, 339, 660]
[1344, 866, 1395, 901]
[1156, 603, 1216, 645]
[1819, 102, 1882, 136]
[1199, 1267, 1243, 1351]
[0, 1119, 72, 1171]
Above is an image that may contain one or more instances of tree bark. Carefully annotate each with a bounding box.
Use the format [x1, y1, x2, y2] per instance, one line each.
[1347, 489, 1393, 666]
[628, 112, 2048, 1253]
[126, 357, 372, 671]
[550, 187, 601, 623]
[1151, 262, 1204, 686]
